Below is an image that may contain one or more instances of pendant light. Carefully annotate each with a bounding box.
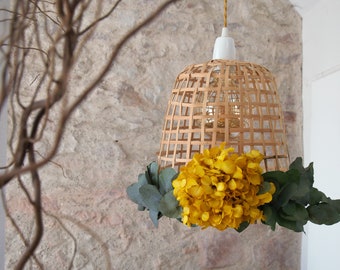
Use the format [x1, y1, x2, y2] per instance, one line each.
[158, 0, 289, 172]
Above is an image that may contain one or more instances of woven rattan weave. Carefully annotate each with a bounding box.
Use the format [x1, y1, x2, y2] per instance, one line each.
[158, 60, 289, 172]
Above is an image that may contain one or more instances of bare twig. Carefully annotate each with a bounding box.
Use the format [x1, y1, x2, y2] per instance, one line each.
[1, 189, 43, 269]
[0, 0, 179, 267]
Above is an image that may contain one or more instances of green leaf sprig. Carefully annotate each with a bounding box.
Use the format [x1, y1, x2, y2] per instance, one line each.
[126, 162, 181, 227]
[261, 158, 340, 232]
[127, 158, 340, 232]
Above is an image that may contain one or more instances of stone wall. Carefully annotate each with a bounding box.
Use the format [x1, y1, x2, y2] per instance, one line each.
[5, 0, 302, 269]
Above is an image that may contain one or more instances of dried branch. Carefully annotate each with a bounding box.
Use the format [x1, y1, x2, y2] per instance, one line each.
[1, 189, 43, 268]
[1, 0, 178, 186]
[0, 0, 179, 267]
[42, 210, 78, 270]
[78, 0, 122, 36]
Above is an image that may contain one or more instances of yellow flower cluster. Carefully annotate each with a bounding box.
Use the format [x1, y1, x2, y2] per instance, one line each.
[172, 143, 275, 230]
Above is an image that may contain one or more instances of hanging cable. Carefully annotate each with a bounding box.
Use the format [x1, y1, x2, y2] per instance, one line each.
[224, 0, 228, 27]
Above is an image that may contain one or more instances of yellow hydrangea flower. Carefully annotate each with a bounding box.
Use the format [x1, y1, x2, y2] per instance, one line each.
[172, 143, 275, 230]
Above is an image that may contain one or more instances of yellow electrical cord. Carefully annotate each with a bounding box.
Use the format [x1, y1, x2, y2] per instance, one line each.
[224, 0, 228, 27]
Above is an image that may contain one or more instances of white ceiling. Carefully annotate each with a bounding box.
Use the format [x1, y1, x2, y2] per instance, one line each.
[289, 0, 320, 16]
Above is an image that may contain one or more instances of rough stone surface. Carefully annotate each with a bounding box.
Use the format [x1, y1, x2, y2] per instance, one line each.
[5, 0, 302, 269]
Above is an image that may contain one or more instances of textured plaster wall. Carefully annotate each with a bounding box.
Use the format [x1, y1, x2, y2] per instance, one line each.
[5, 0, 302, 269]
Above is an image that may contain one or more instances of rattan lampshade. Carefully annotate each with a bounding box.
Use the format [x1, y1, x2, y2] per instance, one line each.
[158, 59, 289, 172]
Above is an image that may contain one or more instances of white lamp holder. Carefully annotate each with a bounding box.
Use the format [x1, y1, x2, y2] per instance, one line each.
[212, 27, 236, 60]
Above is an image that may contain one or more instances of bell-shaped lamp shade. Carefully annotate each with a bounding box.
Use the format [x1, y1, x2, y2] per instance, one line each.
[158, 60, 290, 172]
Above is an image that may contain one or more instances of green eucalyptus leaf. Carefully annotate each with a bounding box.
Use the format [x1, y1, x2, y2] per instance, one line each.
[328, 199, 340, 213]
[308, 203, 340, 225]
[281, 202, 308, 221]
[257, 181, 272, 195]
[262, 205, 277, 231]
[138, 173, 149, 186]
[281, 201, 296, 216]
[289, 158, 314, 185]
[263, 170, 287, 187]
[297, 220, 307, 232]
[126, 183, 146, 208]
[176, 217, 183, 224]
[286, 159, 315, 205]
[147, 162, 159, 187]
[159, 191, 181, 218]
[277, 215, 305, 232]
[235, 221, 249, 233]
[139, 184, 162, 211]
[149, 209, 160, 227]
[290, 177, 311, 205]
[309, 187, 327, 205]
[304, 162, 314, 186]
[289, 159, 314, 191]
[144, 169, 152, 184]
[159, 168, 177, 195]
[285, 168, 300, 183]
[137, 205, 146, 211]
[277, 183, 297, 207]
[289, 157, 305, 172]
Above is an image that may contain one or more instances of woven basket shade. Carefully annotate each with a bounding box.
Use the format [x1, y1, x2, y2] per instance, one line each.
[158, 59, 290, 172]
